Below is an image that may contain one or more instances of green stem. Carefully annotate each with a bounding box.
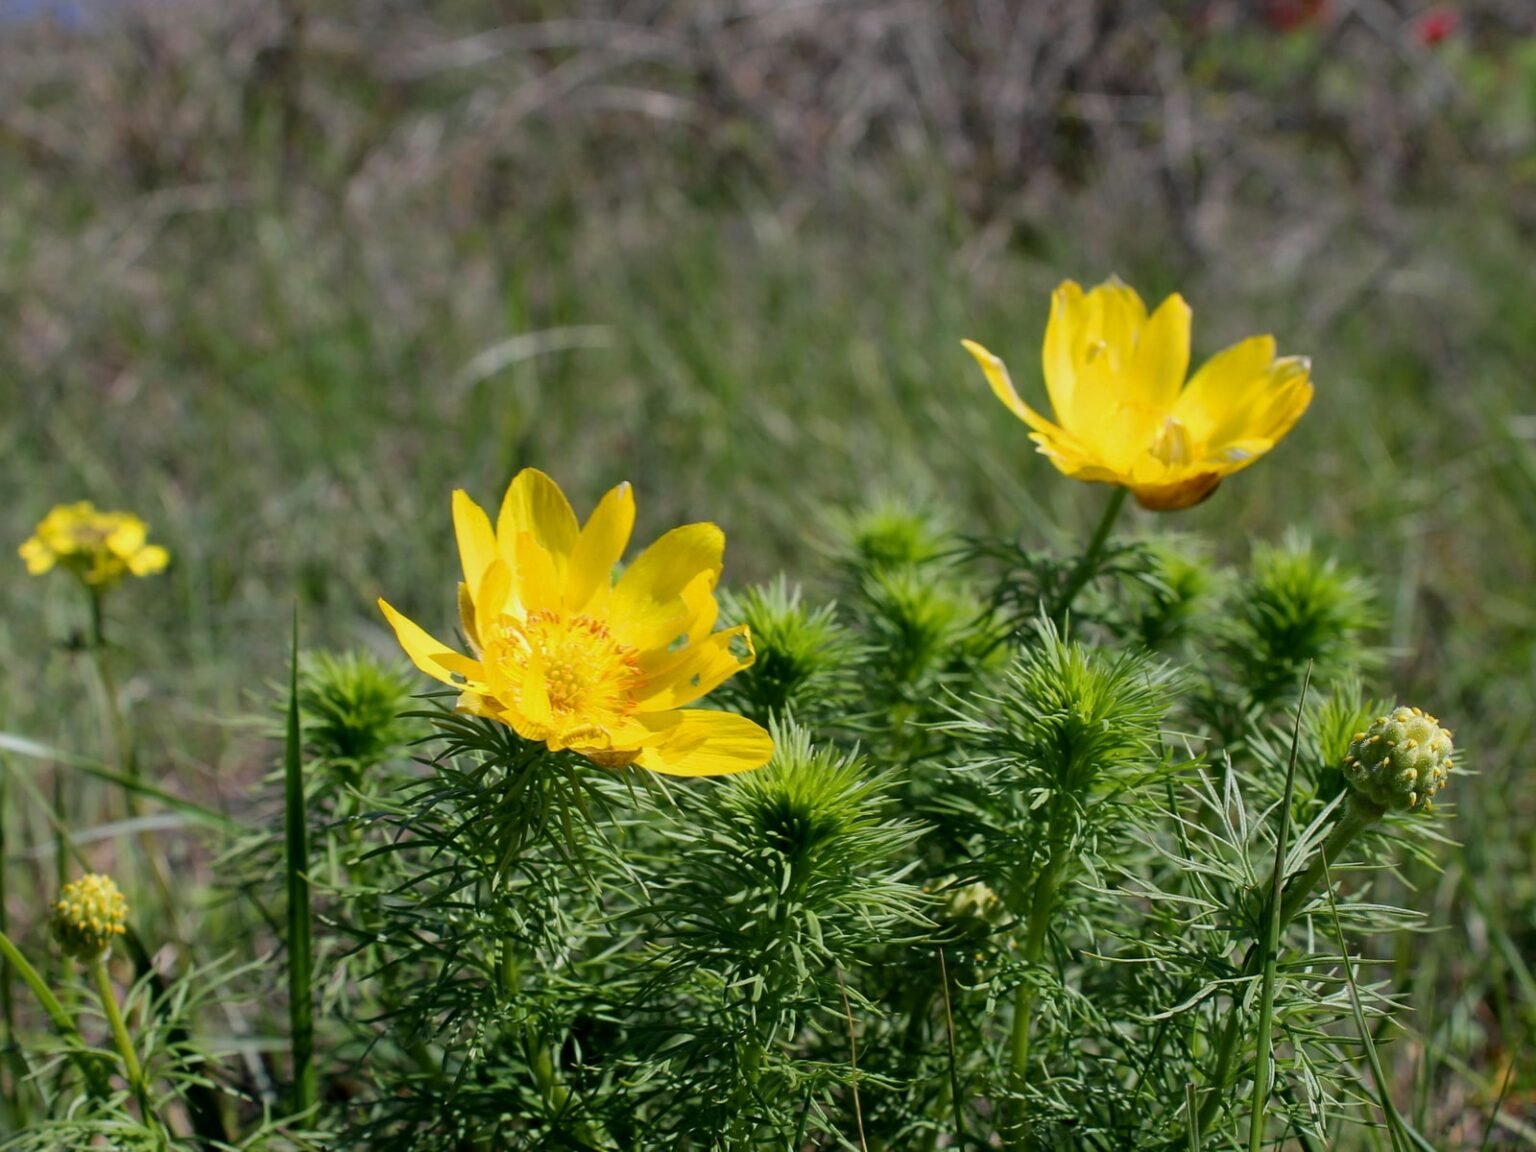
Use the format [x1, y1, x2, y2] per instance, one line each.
[87, 590, 136, 796]
[1052, 487, 1129, 629]
[1193, 795, 1381, 1137]
[1275, 797, 1381, 928]
[92, 957, 146, 1098]
[1004, 852, 1067, 1148]
[282, 611, 317, 1116]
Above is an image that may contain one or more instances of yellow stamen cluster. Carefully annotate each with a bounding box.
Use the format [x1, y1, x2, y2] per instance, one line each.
[51, 874, 129, 962]
[1343, 706, 1454, 814]
[20, 502, 169, 589]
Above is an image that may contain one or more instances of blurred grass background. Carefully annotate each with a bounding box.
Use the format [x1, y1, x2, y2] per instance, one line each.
[1, 0, 1534, 1135]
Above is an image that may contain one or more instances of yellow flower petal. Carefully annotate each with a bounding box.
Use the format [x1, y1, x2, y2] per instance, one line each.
[106, 518, 148, 558]
[566, 481, 635, 614]
[632, 710, 774, 777]
[378, 598, 484, 686]
[497, 468, 579, 568]
[510, 531, 561, 616]
[635, 624, 755, 711]
[1042, 280, 1085, 425]
[1170, 335, 1279, 446]
[19, 537, 55, 574]
[458, 581, 480, 651]
[127, 545, 169, 576]
[962, 340, 1063, 440]
[474, 559, 514, 644]
[452, 490, 498, 593]
[1134, 293, 1192, 412]
[611, 523, 724, 643]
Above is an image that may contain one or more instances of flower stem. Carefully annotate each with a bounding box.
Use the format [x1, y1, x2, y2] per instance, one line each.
[87, 589, 136, 799]
[1009, 858, 1063, 1084]
[1275, 796, 1381, 928]
[92, 958, 145, 1095]
[1052, 487, 1128, 629]
[1193, 795, 1382, 1136]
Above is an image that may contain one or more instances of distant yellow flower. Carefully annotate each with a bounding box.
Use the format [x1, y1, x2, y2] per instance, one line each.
[380, 469, 773, 777]
[20, 502, 169, 587]
[964, 279, 1314, 511]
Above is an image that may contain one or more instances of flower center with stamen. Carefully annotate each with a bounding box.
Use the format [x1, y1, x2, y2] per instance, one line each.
[1150, 416, 1193, 467]
[484, 609, 643, 726]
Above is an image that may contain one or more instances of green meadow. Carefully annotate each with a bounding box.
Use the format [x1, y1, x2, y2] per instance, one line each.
[0, 4, 1533, 1147]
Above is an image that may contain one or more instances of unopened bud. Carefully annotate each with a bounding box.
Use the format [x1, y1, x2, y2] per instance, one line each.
[1342, 706, 1454, 814]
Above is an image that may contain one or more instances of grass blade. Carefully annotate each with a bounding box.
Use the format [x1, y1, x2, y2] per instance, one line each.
[284, 606, 317, 1114]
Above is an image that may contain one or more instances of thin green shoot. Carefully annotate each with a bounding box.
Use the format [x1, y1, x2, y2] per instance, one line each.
[285, 606, 317, 1115]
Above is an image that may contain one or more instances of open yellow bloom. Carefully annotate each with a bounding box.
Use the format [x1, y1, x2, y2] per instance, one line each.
[964, 279, 1313, 510]
[20, 502, 170, 587]
[379, 469, 773, 777]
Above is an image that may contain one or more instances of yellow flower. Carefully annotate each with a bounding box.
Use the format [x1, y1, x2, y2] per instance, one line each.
[379, 469, 773, 777]
[964, 279, 1314, 511]
[20, 502, 170, 587]
[51, 873, 129, 962]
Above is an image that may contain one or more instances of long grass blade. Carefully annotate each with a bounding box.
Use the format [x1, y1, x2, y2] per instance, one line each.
[284, 607, 317, 1114]
[0, 731, 238, 833]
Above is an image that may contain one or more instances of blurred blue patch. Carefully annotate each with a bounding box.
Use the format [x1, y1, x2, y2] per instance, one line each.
[0, 0, 91, 26]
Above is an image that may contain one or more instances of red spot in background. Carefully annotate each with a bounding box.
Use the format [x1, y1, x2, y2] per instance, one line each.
[1262, 0, 1330, 33]
[1413, 6, 1458, 46]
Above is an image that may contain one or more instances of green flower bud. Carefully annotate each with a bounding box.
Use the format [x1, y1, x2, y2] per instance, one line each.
[51, 874, 129, 962]
[1342, 706, 1454, 814]
[935, 879, 1008, 940]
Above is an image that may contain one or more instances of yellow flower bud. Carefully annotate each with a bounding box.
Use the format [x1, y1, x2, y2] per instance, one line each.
[51, 874, 129, 962]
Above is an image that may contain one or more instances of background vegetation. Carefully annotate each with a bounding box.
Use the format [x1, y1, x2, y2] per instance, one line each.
[0, 0, 1533, 1144]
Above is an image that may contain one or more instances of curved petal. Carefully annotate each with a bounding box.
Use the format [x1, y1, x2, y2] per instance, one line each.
[1042, 280, 1085, 425]
[378, 598, 484, 686]
[453, 490, 498, 592]
[636, 624, 755, 711]
[632, 710, 774, 777]
[1133, 293, 1192, 412]
[509, 531, 561, 616]
[963, 340, 1068, 440]
[611, 523, 724, 644]
[1083, 278, 1148, 369]
[1171, 335, 1278, 446]
[1242, 357, 1314, 444]
[567, 481, 635, 614]
[496, 468, 579, 568]
[474, 558, 515, 644]
[458, 581, 481, 651]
